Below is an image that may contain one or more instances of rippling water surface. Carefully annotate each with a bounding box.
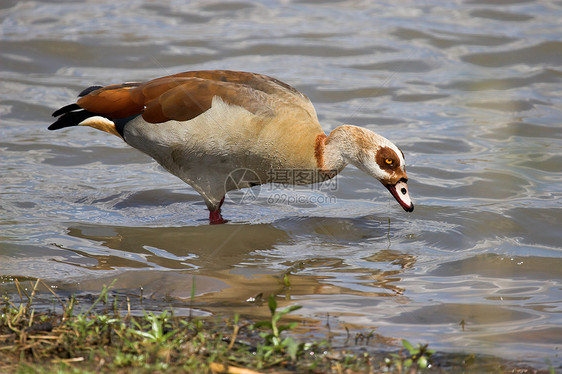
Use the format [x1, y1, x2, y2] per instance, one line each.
[1, 0, 561, 368]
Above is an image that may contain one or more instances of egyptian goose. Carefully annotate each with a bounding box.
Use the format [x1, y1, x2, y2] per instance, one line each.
[49, 70, 413, 224]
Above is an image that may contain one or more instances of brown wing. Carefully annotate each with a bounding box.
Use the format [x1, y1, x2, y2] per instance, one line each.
[76, 70, 318, 124]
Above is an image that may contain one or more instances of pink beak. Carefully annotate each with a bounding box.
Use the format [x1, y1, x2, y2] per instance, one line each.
[385, 179, 414, 212]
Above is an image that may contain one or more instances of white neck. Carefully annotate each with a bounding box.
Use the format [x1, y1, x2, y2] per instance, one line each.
[321, 125, 405, 181]
[322, 125, 374, 170]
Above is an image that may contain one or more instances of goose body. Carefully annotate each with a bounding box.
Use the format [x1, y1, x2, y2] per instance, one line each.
[49, 70, 413, 223]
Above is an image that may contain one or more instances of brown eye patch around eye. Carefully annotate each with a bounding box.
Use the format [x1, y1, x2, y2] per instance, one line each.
[376, 146, 399, 171]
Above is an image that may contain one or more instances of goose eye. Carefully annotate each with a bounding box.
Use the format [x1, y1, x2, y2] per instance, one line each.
[385, 158, 393, 165]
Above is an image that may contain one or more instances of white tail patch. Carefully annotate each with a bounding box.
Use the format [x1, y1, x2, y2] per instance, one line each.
[78, 116, 121, 138]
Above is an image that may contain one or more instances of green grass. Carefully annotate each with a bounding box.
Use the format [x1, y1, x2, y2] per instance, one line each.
[0, 278, 551, 373]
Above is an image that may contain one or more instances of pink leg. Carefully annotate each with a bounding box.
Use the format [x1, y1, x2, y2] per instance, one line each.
[208, 196, 227, 224]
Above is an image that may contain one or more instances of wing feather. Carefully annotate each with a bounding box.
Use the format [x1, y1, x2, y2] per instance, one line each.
[71, 70, 318, 125]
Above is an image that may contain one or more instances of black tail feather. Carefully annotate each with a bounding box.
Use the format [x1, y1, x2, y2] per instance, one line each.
[52, 103, 81, 117]
[49, 84, 110, 131]
[50, 85, 104, 120]
[78, 85, 103, 97]
[48, 109, 97, 130]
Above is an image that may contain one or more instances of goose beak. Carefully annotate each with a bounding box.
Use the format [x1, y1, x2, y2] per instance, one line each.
[385, 178, 414, 212]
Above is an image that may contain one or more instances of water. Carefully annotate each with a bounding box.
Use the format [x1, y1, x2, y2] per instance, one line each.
[1, 0, 561, 369]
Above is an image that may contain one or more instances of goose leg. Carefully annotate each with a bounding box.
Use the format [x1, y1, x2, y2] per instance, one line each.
[209, 196, 227, 224]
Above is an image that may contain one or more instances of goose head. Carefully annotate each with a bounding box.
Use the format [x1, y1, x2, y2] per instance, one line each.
[324, 125, 414, 212]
